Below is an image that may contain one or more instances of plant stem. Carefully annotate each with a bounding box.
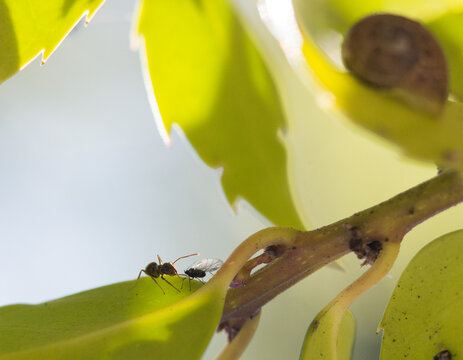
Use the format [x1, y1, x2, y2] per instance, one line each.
[217, 311, 261, 360]
[299, 242, 400, 360]
[220, 170, 463, 326]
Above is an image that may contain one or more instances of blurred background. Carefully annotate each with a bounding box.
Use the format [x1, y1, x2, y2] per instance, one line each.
[0, 0, 461, 359]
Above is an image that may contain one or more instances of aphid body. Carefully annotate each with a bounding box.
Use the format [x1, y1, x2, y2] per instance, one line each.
[184, 267, 207, 279]
[183, 258, 223, 289]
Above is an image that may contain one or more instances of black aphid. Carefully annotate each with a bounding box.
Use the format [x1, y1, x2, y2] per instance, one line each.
[183, 258, 223, 290]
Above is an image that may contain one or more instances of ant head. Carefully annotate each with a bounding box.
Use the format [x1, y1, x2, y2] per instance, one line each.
[160, 262, 178, 276]
[145, 262, 160, 277]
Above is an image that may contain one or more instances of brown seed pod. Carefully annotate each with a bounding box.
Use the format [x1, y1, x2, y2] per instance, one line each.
[342, 13, 448, 114]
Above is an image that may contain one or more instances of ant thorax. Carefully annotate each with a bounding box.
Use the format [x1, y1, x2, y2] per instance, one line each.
[159, 262, 177, 276]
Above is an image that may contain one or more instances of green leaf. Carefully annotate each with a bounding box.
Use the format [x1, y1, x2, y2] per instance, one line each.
[0, 277, 224, 360]
[379, 230, 463, 359]
[428, 11, 463, 99]
[300, 310, 355, 360]
[136, 0, 304, 229]
[0, 0, 105, 83]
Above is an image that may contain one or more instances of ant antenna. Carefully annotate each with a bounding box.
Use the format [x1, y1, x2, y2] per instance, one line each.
[171, 253, 199, 265]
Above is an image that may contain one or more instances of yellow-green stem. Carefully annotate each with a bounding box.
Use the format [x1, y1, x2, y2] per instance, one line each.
[221, 171, 463, 325]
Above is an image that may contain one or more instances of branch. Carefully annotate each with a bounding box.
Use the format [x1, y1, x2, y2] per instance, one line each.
[219, 170, 463, 331]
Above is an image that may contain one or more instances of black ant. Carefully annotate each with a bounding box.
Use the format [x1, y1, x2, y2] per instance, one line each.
[138, 253, 198, 294]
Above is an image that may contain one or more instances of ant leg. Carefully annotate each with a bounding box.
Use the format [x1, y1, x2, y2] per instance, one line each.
[161, 276, 181, 292]
[157, 254, 163, 264]
[171, 253, 199, 265]
[133, 270, 165, 294]
[177, 274, 188, 290]
[149, 276, 165, 295]
[137, 269, 146, 280]
[180, 277, 186, 290]
[131, 269, 145, 290]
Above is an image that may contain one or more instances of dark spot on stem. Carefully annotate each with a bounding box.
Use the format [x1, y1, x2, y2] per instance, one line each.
[408, 207, 415, 215]
[265, 245, 287, 257]
[347, 225, 361, 238]
[367, 240, 382, 253]
[312, 320, 319, 331]
[349, 238, 364, 254]
[218, 318, 249, 342]
[362, 240, 383, 266]
[350, 237, 382, 265]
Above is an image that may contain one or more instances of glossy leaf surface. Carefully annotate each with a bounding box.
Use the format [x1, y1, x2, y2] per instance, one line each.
[136, 0, 303, 229]
[379, 230, 463, 359]
[0, 0, 105, 83]
[0, 277, 223, 360]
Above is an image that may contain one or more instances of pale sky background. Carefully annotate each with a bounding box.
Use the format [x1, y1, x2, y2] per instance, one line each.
[0, 1, 461, 359]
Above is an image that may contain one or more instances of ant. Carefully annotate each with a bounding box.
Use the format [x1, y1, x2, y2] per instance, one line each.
[137, 253, 198, 294]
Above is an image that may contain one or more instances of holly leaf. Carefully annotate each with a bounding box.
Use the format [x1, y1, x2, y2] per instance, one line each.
[0, 0, 105, 83]
[135, 0, 304, 229]
[0, 277, 224, 360]
[379, 230, 463, 359]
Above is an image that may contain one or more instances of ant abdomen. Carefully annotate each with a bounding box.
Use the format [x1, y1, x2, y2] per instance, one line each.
[144, 262, 160, 277]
